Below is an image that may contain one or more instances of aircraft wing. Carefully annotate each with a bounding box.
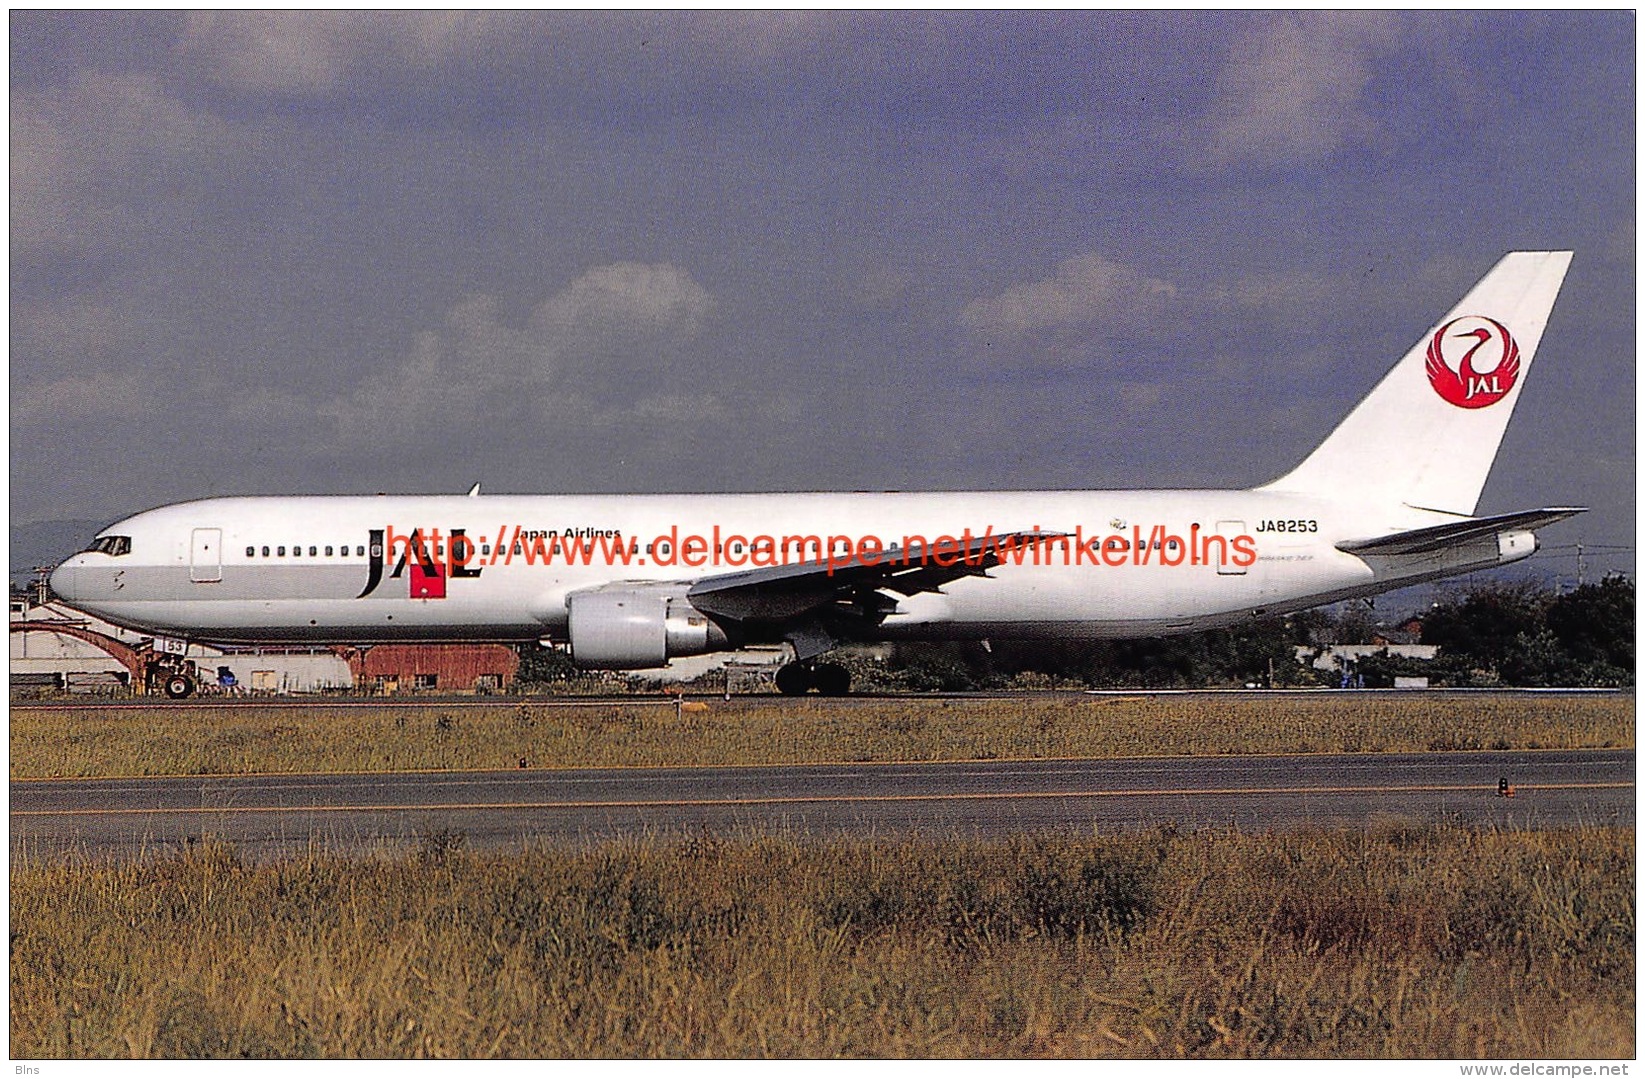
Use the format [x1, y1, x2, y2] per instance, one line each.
[1336, 507, 1585, 557]
[686, 531, 1049, 623]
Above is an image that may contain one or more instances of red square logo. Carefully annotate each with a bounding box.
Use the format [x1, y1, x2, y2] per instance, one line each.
[410, 560, 446, 599]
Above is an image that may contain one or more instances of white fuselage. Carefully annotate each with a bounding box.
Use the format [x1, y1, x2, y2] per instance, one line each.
[49, 489, 1533, 646]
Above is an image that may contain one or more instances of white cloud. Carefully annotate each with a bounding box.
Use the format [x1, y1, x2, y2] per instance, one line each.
[11, 72, 228, 261]
[959, 253, 1356, 362]
[180, 12, 353, 94]
[529, 262, 715, 343]
[959, 254, 1178, 338]
[316, 263, 716, 449]
[1204, 12, 1403, 168]
[175, 11, 856, 99]
[617, 392, 733, 427]
[1204, 272, 1336, 330]
[177, 11, 534, 95]
[10, 281, 560, 479]
[16, 371, 156, 424]
[1116, 381, 1166, 412]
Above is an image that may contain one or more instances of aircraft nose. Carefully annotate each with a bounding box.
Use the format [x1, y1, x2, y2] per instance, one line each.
[49, 560, 79, 602]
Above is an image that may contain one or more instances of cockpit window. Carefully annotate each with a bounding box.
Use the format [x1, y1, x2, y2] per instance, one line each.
[84, 535, 131, 557]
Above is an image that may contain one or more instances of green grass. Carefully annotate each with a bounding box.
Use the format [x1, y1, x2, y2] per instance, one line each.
[10, 824, 1633, 1058]
[9, 693, 1633, 778]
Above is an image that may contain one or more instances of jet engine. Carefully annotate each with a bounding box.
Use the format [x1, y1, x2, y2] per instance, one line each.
[566, 587, 731, 669]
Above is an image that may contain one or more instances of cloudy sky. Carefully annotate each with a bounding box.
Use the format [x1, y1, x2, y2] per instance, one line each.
[10, 11, 1635, 578]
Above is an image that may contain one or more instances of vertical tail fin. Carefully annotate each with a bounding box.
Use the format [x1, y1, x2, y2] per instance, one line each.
[1259, 251, 1573, 515]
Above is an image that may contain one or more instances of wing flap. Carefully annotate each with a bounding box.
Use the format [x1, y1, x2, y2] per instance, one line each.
[687, 531, 1048, 622]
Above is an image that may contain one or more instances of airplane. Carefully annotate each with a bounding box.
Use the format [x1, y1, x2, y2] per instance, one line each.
[51, 251, 1581, 699]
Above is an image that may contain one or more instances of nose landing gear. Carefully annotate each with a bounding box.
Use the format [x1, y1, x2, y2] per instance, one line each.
[775, 661, 851, 697]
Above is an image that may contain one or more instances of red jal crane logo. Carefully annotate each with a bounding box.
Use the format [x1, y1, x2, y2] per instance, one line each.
[1425, 316, 1520, 409]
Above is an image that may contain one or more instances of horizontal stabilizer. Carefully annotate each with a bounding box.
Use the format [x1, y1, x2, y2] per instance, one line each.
[1337, 507, 1585, 556]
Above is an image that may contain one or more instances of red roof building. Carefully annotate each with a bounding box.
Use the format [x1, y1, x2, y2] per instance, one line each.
[335, 644, 518, 693]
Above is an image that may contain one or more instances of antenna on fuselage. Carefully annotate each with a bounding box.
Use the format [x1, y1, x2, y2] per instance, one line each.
[466, 483, 482, 497]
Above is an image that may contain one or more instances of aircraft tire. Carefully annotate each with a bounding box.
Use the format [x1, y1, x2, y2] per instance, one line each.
[163, 674, 196, 700]
[775, 663, 811, 696]
[812, 662, 850, 697]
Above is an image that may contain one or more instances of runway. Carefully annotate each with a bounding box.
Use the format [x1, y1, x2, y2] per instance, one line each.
[12, 748, 1633, 860]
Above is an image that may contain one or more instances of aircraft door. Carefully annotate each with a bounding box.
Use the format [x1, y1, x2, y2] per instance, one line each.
[1215, 520, 1248, 576]
[190, 528, 222, 583]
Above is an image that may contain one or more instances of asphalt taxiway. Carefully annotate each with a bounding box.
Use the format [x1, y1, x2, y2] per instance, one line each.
[11, 748, 1632, 860]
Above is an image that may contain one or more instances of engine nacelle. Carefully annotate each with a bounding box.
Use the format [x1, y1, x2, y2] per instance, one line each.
[566, 587, 730, 669]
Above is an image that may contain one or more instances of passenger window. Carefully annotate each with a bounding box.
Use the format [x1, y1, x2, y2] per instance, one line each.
[246, 546, 255, 557]
[262, 546, 270, 557]
[308, 546, 317, 557]
[325, 546, 334, 556]
[277, 546, 286, 556]
[356, 545, 365, 556]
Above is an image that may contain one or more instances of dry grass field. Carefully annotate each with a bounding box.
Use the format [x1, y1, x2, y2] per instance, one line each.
[9, 692, 1634, 779]
[12, 693, 1632, 1058]
[10, 824, 1632, 1058]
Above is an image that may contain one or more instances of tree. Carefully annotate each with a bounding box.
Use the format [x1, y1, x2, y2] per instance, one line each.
[515, 642, 577, 684]
[1546, 576, 1635, 674]
[1421, 582, 1549, 669]
[1419, 577, 1634, 687]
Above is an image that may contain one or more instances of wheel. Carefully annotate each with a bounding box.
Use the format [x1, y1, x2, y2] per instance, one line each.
[775, 663, 811, 696]
[163, 674, 196, 700]
[812, 662, 851, 697]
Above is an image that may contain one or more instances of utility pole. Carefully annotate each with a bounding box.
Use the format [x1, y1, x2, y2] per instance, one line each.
[1577, 540, 1586, 589]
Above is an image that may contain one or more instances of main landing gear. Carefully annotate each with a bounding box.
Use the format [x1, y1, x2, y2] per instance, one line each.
[775, 661, 851, 697]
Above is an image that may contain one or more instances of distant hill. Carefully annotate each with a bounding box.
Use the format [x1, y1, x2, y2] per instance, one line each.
[10, 519, 107, 590]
